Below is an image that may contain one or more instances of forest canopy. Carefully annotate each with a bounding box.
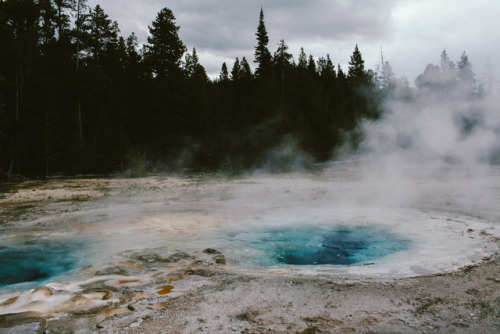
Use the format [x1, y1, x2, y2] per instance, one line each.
[0, 1, 486, 177]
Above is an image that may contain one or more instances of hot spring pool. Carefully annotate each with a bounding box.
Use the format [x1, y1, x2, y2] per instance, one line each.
[0, 225, 411, 291]
[226, 225, 411, 266]
[0, 236, 88, 290]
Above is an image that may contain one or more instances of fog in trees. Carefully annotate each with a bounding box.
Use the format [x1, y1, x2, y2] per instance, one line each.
[0, 2, 495, 177]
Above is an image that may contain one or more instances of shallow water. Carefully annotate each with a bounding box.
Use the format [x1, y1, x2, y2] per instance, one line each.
[0, 236, 87, 289]
[244, 226, 411, 265]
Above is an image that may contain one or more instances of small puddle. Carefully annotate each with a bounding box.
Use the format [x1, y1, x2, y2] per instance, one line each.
[156, 285, 174, 295]
[118, 280, 140, 285]
[168, 274, 189, 282]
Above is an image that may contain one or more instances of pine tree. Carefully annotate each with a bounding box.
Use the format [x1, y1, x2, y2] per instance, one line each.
[380, 61, 395, 90]
[125, 32, 141, 68]
[183, 48, 194, 78]
[439, 49, 457, 87]
[317, 54, 335, 77]
[347, 45, 377, 120]
[53, 0, 73, 40]
[347, 44, 366, 86]
[298, 48, 307, 69]
[219, 62, 229, 82]
[254, 8, 272, 78]
[415, 63, 441, 89]
[273, 40, 292, 108]
[230, 57, 240, 81]
[273, 39, 292, 68]
[337, 64, 346, 81]
[73, 0, 88, 66]
[73, 0, 88, 144]
[239, 57, 253, 79]
[39, 0, 57, 44]
[439, 49, 455, 71]
[307, 55, 316, 75]
[457, 51, 475, 94]
[83, 4, 119, 60]
[184, 47, 208, 81]
[146, 7, 185, 80]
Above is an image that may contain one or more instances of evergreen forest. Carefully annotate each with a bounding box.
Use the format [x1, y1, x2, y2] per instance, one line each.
[0, 1, 486, 177]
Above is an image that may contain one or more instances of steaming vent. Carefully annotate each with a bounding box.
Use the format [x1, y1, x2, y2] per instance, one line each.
[231, 225, 411, 266]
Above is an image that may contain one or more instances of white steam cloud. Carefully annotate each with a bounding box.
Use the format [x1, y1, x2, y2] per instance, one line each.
[343, 61, 500, 219]
[361, 93, 500, 166]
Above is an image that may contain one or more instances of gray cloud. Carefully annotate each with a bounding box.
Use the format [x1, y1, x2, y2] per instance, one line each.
[88, 0, 500, 83]
[88, 0, 397, 75]
[174, 0, 397, 50]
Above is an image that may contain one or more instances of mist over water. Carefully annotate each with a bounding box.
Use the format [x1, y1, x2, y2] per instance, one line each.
[1, 56, 500, 295]
[360, 92, 499, 166]
[219, 62, 500, 275]
[331, 57, 500, 217]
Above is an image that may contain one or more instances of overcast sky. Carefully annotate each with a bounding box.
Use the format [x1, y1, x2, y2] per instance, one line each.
[87, 0, 500, 87]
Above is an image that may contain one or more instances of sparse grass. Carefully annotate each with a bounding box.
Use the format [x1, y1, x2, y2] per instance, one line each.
[17, 180, 47, 190]
[58, 195, 92, 203]
[234, 310, 259, 323]
[475, 298, 500, 320]
[0, 203, 37, 224]
[5, 204, 36, 215]
[414, 297, 445, 315]
[64, 182, 87, 189]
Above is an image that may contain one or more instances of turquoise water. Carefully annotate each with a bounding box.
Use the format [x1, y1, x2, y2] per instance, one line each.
[0, 237, 86, 288]
[231, 225, 411, 266]
[0, 225, 411, 290]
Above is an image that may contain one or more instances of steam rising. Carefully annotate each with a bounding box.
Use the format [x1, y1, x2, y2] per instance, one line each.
[327, 54, 500, 216]
[360, 90, 499, 166]
[1, 53, 499, 304]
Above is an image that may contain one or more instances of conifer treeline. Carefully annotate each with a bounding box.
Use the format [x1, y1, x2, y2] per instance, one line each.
[0, 1, 481, 176]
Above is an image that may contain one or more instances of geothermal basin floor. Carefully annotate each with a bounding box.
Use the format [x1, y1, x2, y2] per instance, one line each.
[0, 168, 499, 333]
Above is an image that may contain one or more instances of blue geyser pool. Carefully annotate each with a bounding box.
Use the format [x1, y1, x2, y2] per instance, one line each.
[229, 225, 411, 266]
[0, 237, 87, 289]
